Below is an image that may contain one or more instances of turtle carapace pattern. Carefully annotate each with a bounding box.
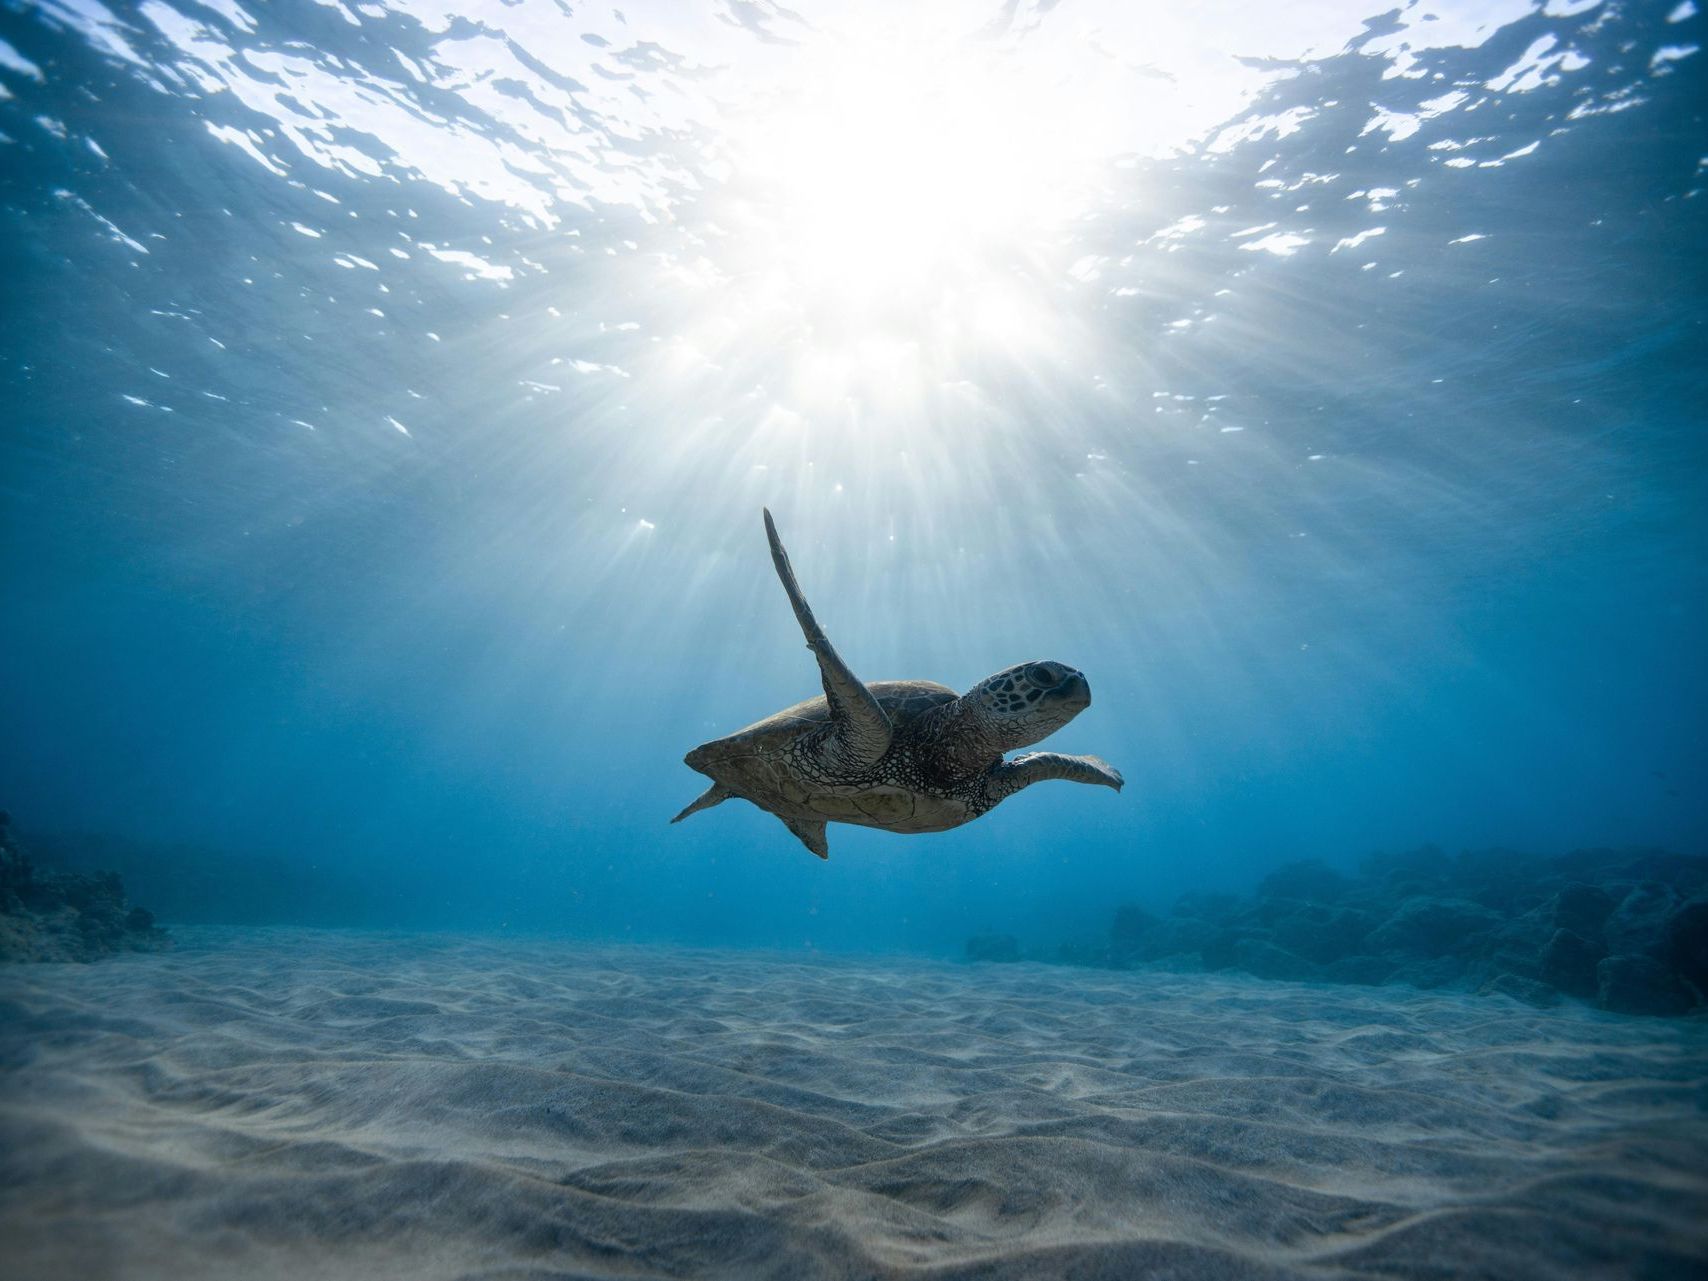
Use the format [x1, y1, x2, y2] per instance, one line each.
[672, 509, 1123, 859]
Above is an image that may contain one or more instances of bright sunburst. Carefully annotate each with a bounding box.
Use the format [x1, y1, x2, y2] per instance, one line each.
[661, 15, 1144, 417]
[728, 31, 1091, 318]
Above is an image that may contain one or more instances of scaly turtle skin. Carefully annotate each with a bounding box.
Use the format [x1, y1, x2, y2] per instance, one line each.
[672, 510, 1122, 859]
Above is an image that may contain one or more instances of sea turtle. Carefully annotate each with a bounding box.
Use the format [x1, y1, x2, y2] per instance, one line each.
[672, 509, 1122, 859]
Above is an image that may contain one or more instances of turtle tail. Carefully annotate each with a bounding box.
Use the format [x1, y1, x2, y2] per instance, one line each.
[671, 783, 731, 824]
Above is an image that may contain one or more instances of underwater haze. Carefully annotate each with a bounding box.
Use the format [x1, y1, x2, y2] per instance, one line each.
[6, 4, 1708, 1279]
[2, 0, 1706, 950]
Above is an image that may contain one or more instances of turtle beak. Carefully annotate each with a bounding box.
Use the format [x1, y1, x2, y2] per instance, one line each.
[1050, 670, 1091, 711]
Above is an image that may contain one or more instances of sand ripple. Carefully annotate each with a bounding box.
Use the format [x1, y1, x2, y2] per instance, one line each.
[2, 928, 1706, 1279]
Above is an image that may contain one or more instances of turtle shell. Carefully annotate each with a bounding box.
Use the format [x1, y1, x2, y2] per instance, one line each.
[684, 680, 960, 830]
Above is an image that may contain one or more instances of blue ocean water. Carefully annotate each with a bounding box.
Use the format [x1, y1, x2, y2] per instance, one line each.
[1, 0, 1703, 957]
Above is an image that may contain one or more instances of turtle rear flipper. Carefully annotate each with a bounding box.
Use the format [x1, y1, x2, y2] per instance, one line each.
[780, 815, 829, 859]
[764, 509, 891, 773]
[671, 783, 731, 823]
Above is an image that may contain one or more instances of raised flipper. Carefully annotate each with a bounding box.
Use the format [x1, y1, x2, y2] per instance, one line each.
[671, 782, 731, 824]
[763, 509, 891, 772]
[986, 753, 1124, 803]
[780, 815, 829, 859]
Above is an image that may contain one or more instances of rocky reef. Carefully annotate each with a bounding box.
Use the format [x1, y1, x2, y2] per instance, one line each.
[973, 847, 1708, 1017]
[1133, 848, 1708, 1015]
[0, 812, 169, 963]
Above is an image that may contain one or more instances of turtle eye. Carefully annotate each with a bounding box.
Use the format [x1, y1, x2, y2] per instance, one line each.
[1026, 663, 1056, 686]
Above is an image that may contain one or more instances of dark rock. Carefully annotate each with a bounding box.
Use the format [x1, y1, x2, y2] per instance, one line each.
[1200, 930, 1242, 972]
[1551, 883, 1616, 939]
[1057, 844, 1707, 1011]
[1482, 945, 1544, 983]
[1112, 904, 1228, 966]
[1256, 859, 1348, 903]
[1539, 928, 1604, 999]
[1662, 899, 1708, 992]
[0, 814, 169, 963]
[1109, 903, 1158, 947]
[1558, 848, 1708, 897]
[1250, 893, 1301, 926]
[1492, 903, 1558, 956]
[1481, 903, 1553, 976]
[1232, 938, 1318, 983]
[1367, 896, 1503, 957]
[1454, 847, 1553, 916]
[1478, 973, 1561, 1008]
[1596, 955, 1696, 1016]
[1268, 903, 1375, 964]
[1603, 883, 1680, 959]
[965, 933, 1021, 963]
[1171, 891, 1241, 921]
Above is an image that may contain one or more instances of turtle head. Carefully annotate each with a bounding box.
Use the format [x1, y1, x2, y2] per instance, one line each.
[963, 660, 1091, 751]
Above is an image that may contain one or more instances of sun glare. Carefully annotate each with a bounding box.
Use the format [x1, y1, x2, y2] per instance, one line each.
[635, 7, 1267, 461]
[732, 35, 1082, 315]
[701, 22, 1119, 368]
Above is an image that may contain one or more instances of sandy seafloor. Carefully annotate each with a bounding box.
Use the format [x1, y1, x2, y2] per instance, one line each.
[1, 929, 1705, 1280]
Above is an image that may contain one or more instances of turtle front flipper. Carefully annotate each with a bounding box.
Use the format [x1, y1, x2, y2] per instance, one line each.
[780, 815, 829, 860]
[985, 752, 1124, 804]
[763, 509, 892, 772]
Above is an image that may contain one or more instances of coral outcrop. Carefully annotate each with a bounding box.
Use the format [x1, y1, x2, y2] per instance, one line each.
[0, 812, 169, 963]
[978, 846, 1708, 1016]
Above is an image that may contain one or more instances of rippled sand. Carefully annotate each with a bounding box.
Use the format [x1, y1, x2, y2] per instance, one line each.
[2, 929, 1705, 1279]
